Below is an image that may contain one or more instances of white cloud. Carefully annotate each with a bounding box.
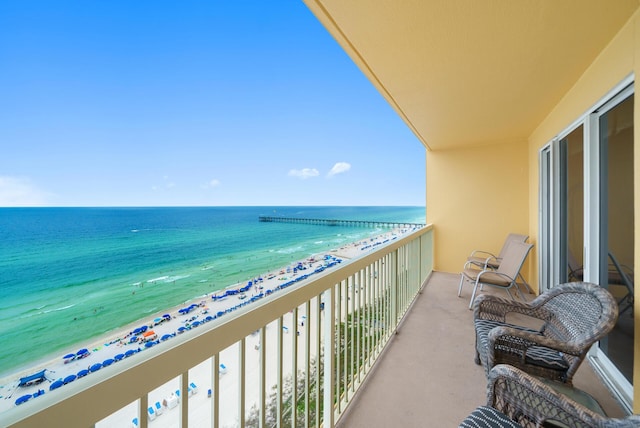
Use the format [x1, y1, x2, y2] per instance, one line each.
[202, 179, 221, 189]
[0, 176, 51, 206]
[288, 168, 319, 179]
[153, 176, 177, 191]
[327, 162, 351, 177]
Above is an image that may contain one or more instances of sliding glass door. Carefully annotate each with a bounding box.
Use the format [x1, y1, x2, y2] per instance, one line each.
[596, 92, 634, 391]
[539, 82, 634, 409]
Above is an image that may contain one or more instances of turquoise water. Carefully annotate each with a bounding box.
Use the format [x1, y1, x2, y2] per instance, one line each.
[0, 206, 424, 376]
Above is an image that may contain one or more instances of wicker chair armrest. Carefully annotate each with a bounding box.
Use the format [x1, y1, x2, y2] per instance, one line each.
[488, 365, 640, 428]
[474, 294, 550, 322]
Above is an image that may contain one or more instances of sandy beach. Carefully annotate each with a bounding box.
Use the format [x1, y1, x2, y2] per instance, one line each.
[0, 227, 417, 425]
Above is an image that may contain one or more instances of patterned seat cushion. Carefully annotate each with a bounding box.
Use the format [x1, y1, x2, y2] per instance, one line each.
[524, 346, 569, 371]
[459, 406, 523, 428]
[475, 320, 569, 371]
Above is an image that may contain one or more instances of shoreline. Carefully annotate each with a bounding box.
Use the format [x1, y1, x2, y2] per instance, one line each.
[0, 227, 417, 415]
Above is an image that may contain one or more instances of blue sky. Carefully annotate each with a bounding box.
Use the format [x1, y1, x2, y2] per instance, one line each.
[0, 2, 425, 207]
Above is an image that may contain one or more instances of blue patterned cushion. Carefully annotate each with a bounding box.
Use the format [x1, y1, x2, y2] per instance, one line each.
[475, 320, 568, 371]
[475, 319, 539, 352]
[524, 346, 569, 371]
[459, 406, 523, 428]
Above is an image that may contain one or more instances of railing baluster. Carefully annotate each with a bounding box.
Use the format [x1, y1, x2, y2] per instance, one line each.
[181, 371, 189, 428]
[140, 394, 148, 428]
[259, 327, 266, 428]
[365, 264, 371, 370]
[277, 316, 283, 427]
[357, 269, 362, 385]
[342, 279, 348, 406]
[349, 274, 355, 396]
[323, 287, 335, 428]
[304, 300, 311, 428]
[375, 259, 380, 354]
[314, 296, 321, 428]
[335, 281, 341, 413]
[392, 249, 398, 328]
[291, 306, 298, 428]
[239, 339, 245, 428]
[212, 353, 219, 428]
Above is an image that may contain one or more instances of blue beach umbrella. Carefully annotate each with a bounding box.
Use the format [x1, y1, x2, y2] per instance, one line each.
[124, 349, 136, 357]
[15, 394, 32, 405]
[161, 334, 172, 341]
[144, 342, 155, 348]
[114, 353, 125, 361]
[77, 369, 89, 378]
[63, 375, 76, 384]
[89, 363, 102, 372]
[49, 380, 64, 391]
[63, 353, 75, 359]
[102, 358, 114, 367]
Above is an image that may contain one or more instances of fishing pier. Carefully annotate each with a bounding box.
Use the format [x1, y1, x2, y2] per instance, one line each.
[258, 216, 425, 229]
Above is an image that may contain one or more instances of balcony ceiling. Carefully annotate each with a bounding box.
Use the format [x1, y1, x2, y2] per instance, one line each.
[304, 0, 640, 150]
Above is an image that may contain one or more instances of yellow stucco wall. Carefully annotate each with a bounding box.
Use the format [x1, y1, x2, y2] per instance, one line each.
[527, 10, 640, 413]
[427, 9, 640, 410]
[426, 140, 529, 274]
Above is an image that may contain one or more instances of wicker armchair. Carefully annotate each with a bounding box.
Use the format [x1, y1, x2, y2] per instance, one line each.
[485, 364, 640, 428]
[473, 282, 618, 384]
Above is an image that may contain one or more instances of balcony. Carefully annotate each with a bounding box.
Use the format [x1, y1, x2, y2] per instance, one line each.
[3, 225, 626, 427]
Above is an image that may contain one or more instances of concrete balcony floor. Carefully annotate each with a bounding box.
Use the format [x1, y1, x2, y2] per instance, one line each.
[337, 272, 628, 427]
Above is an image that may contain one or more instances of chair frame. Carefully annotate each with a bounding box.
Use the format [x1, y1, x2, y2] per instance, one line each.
[466, 233, 529, 269]
[466, 233, 532, 293]
[459, 241, 534, 309]
[487, 364, 640, 428]
[473, 282, 619, 384]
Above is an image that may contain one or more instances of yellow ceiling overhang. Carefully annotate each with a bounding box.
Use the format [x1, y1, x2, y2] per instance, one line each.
[304, 0, 640, 151]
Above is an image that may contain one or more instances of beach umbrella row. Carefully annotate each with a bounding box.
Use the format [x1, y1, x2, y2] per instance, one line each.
[15, 389, 44, 406]
[76, 348, 90, 359]
[132, 325, 148, 335]
[15, 394, 33, 405]
[37, 257, 345, 400]
[49, 380, 64, 391]
[38, 347, 147, 398]
[178, 303, 199, 315]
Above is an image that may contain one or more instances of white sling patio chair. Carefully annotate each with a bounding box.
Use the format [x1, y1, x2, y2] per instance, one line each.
[466, 233, 528, 269]
[465, 233, 532, 293]
[458, 241, 534, 309]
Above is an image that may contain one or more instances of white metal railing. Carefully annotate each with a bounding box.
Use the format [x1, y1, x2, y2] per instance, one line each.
[4, 225, 433, 428]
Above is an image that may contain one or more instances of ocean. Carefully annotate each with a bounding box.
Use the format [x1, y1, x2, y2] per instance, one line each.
[0, 206, 424, 377]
